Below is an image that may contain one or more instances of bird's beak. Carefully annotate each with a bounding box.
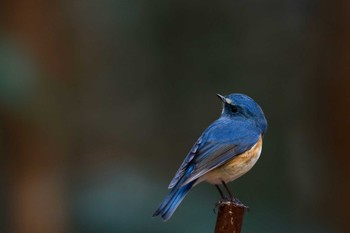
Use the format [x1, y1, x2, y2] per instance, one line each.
[216, 93, 226, 103]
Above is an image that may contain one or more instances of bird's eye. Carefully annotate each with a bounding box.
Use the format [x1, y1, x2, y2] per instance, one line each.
[231, 105, 238, 113]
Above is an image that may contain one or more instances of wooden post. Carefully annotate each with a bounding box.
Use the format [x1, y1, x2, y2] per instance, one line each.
[214, 200, 247, 233]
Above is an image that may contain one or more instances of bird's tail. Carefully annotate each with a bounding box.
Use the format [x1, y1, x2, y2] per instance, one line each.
[153, 180, 194, 221]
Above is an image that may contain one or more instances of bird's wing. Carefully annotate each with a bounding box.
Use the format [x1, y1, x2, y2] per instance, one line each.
[168, 136, 203, 189]
[168, 119, 260, 188]
[181, 140, 255, 186]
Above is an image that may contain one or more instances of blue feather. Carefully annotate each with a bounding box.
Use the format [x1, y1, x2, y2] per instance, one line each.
[153, 166, 195, 221]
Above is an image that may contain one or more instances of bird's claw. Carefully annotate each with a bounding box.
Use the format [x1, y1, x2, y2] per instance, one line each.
[213, 201, 220, 214]
[217, 197, 249, 209]
[232, 198, 249, 209]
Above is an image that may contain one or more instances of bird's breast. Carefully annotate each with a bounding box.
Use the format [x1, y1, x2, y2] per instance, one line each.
[199, 135, 263, 185]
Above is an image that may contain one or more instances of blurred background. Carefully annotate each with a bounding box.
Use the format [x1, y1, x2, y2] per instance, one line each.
[1, 0, 350, 233]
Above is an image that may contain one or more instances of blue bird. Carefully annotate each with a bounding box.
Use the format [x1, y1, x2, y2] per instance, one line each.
[153, 93, 268, 221]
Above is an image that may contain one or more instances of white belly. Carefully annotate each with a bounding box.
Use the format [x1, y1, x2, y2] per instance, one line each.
[198, 136, 263, 185]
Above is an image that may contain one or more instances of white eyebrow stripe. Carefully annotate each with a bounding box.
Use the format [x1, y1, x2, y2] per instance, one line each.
[225, 98, 232, 104]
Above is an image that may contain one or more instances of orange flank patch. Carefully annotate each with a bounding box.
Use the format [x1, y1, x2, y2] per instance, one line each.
[198, 135, 263, 185]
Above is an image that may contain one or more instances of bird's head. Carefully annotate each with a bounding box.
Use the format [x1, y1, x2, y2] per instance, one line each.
[217, 93, 268, 134]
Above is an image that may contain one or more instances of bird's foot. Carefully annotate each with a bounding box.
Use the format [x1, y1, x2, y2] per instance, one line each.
[213, 197, 231, 214]
[218, 196, 249, 210]
[213, 201, 220, 214]
[213, 196, 249, 214]
[218, 196, 232, 203]
[232, 198, 249, 210]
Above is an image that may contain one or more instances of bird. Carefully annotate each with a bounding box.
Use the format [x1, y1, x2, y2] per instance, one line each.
[153, 93, 268, 221]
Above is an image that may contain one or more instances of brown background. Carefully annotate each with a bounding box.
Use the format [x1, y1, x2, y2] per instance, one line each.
[1, 0, 349, 233]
